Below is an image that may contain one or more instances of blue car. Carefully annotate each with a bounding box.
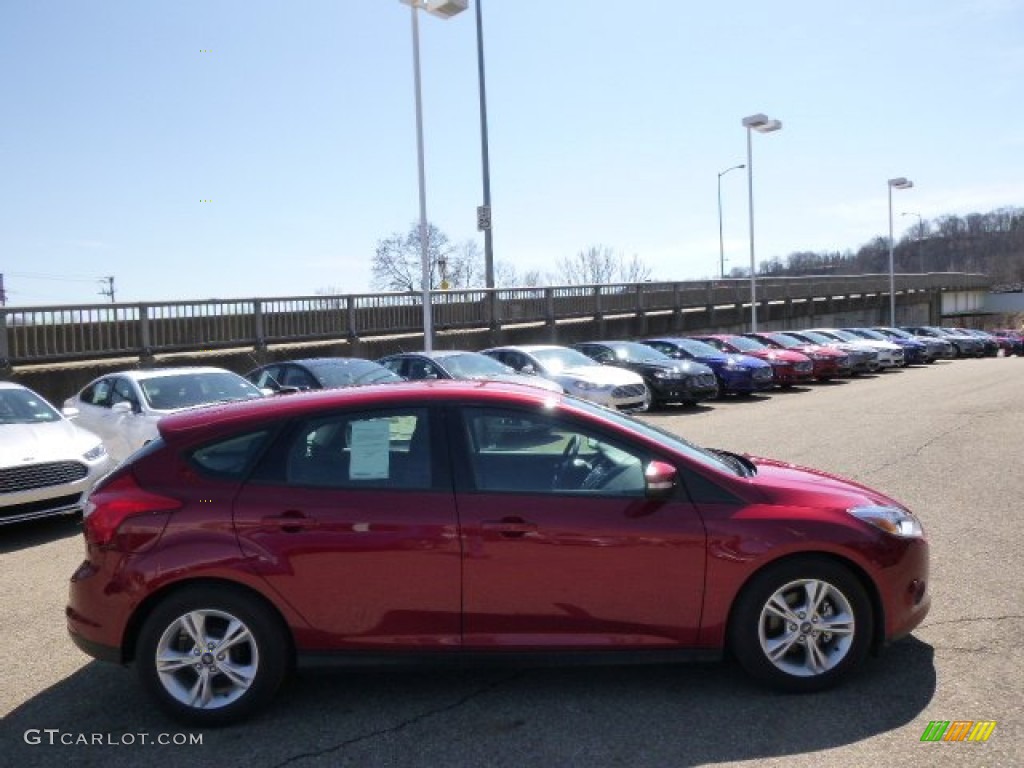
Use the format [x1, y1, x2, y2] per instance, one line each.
[641, 337, 774, 395]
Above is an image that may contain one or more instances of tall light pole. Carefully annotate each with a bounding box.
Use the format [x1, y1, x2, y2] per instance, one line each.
[888, 177, 914, 325]
[401, 0, 468, 352]
[901, 211, 924, 273]
[741, 113, 782, 332]
[717, 163, 745, 279]
[474, 0, 494, 289]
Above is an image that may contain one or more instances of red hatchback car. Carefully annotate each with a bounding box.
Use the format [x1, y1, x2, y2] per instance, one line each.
[693, 334, 814, 387]
[68, 381, 930, 725]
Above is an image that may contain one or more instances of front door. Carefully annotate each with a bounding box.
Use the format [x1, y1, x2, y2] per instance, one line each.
[451, 405, 707, 649]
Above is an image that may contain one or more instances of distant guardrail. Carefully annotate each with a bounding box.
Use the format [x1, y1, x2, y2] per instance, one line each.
[0, 273, 992, 366]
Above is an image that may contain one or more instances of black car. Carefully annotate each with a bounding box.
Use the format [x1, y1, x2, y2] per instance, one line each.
[245, 357, 401, 393]
[572, 340, 719, 407]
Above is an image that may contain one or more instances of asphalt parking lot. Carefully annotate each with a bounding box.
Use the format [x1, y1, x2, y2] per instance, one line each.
[2, 358, 1021, 768]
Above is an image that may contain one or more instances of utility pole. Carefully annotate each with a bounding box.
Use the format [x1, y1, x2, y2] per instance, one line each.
[99, 276, 116, 303]
[0, 273, 6, 306]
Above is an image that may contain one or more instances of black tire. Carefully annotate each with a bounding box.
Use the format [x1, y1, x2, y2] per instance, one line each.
[136, 585, 290, 726]
[728, 558, 873, 693]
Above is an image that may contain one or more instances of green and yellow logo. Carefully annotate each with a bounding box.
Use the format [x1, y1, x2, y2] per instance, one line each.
[920, 720, 996, 742]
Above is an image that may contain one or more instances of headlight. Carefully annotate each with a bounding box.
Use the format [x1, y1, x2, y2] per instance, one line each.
[653, 370, 672, 379]
[848, 505, 923, 538]
[571, 380, 610, 391]
[83, 443, 107, 461]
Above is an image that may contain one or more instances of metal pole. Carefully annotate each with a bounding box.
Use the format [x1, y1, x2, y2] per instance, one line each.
[717, 164, 744, 280]
[718, 173, 725, 280]
[746, 127, 757, 331]
[475, 0, 494, 289]
[888, 184, 896, 326]
[410, 5, 433, 351]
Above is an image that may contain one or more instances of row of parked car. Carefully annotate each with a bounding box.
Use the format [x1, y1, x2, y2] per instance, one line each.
[1, 325, 1020, 528]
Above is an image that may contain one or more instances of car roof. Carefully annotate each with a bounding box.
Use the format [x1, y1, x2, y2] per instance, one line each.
[0, 381, 30, 391]
[157, 379, 564, 439]
[97, 366, 239, 381]
[284, 357, 383, 368]
[485, 345, 566, 353]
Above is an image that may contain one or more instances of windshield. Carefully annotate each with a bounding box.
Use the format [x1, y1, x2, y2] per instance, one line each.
[310, 360, 400, 387]
[847, 328, 886, 341]
[764, 333, 802, 349]
[879, 327, 912, 340]
[723, 335, 764, 352]
[669, 338, 722, 357]
[438, 353, 513, 378]
[531, 347, 598, 372]
[0, 388, 61, 425]
[567, 397, 736, 476]
[608, 341, 672, 362]
[140, 372, 264, 410]
[794, 331, 836, 345]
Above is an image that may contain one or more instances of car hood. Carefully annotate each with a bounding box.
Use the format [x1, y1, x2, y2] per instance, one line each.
[0, 420, 101, 465]
[747, 456, 902, 510]
[553, 365, 644, 386]
[631, 359, 714, 376]
[752, 349, 808, 363]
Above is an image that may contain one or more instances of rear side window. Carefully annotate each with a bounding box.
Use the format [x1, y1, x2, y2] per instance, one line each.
[190, 431, 271, 479]
[282, 408, 432, 490]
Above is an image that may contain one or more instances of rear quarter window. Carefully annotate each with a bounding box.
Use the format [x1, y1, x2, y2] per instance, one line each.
[189, 431, 272, 479]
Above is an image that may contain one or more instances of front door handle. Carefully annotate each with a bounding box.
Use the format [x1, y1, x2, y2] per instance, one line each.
[481, 517, 537, 538]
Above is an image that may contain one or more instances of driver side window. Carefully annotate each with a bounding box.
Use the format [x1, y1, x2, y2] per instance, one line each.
[461, 407, 646, 496]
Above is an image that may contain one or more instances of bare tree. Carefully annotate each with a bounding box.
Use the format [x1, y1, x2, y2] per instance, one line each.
[371, 222, 454, 292]
[446, 239, 484, 289]
[618, 253, 652, 283]
[555, 245, 653, 285]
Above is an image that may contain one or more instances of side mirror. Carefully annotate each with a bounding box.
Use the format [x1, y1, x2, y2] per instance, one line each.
[111, 402, 134, 415]
[521, 364, 535, 375]
[62, 406, 80, 418]
[644, 460, 677, 499]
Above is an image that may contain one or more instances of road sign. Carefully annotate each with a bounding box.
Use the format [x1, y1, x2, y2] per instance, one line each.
[477, 205, 491, 232]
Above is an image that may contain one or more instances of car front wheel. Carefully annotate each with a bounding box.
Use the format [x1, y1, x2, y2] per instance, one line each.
[136, 586, 289, 726]
[729, 559, 873, 692]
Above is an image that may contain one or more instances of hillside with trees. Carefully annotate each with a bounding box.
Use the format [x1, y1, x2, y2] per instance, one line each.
[743, 206, 1024, 289]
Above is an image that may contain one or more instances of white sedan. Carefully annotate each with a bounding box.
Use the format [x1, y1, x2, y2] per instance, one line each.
[480, 345, 650, 410]
[65, 367, 265, 463]
[1, 382, 113, 526]
[807, 328, 905, 369]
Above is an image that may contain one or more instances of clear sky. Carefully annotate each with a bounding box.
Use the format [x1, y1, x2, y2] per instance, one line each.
[1, 0, 1021, 306]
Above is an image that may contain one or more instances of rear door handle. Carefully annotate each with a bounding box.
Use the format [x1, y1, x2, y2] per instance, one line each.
[262, 510, 316, 533]
[481, 517, 537, 538]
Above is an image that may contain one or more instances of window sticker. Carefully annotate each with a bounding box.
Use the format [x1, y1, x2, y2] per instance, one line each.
[349, 419, 392, 479]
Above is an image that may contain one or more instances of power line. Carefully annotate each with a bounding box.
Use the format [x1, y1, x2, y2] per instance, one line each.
[4, 271, 104, 283]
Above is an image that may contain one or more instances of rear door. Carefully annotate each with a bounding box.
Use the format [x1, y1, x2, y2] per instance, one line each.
[233, 405, 461, 649]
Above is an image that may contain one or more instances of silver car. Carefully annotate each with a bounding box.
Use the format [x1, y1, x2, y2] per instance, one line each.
[481, 345, 649, 410]
[1, 382, 113, 526]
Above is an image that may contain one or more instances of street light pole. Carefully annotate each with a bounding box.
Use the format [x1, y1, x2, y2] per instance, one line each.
[717, 164, 745, 280]
[474, 0, 494, 289]
[888, 177, 914, 325]
[401, 0, 468, 352]
[901, 211, 924, 273]
[741, 114, 782, 332]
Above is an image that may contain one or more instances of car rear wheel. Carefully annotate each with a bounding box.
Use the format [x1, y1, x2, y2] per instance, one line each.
[136, 586, 289, 726]
[729, 558, 872, 692]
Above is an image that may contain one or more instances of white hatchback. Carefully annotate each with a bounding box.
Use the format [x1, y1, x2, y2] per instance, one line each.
[65, 367, 265, 463]
[481, 345, 649, 410]
[1, 382, 113, 525]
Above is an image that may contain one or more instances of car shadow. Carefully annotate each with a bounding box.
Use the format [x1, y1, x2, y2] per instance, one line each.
[0, 515, 82, 555]
[4, 637, 936, 767]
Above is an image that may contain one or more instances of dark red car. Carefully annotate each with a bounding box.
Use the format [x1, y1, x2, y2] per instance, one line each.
[745, 331, 852, 380]
[694, 334, 814, 387]
[68, 381, 929, 725]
